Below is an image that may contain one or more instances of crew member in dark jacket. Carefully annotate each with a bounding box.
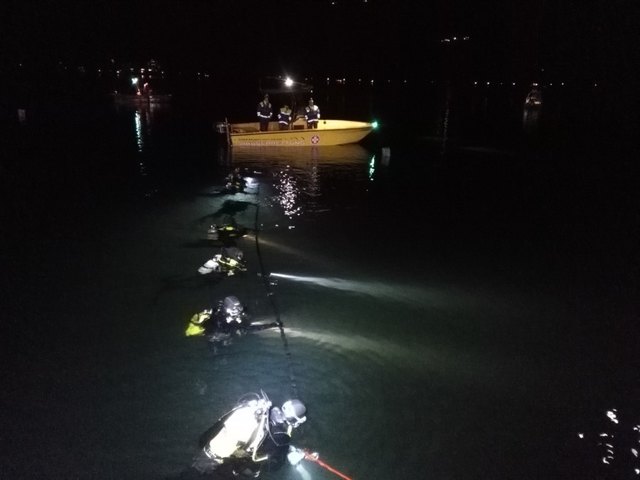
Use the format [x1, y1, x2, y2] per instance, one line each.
[257, 94, 272, 131]
[304, 98, 320, 129]
[277, 105, 292, 130]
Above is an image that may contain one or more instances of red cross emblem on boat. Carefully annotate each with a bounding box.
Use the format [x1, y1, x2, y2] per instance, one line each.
[311, 135, 320, 144]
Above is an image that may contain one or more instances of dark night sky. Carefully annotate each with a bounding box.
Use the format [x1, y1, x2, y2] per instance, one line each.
[2, 0, 638, 81]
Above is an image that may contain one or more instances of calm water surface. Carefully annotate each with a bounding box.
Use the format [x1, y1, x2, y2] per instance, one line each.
[1, 84, 638, 479]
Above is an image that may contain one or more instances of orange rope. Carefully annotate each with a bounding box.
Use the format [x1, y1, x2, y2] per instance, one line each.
[304, 450, 354, 480]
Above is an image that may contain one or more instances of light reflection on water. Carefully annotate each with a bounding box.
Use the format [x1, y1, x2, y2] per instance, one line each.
[186, 140, 636, 478]
[270, 272, 461, 309]
[283, 326, 479, 378]
[273, 166, 302, 219]
[222, 144, 374, 226]
[7, 86, 632, 480]
[134, 110, 145, 154]
[577, 408, 640, 476]
[243, 234, 314, 260]
[221, 144, 372, 167]
[128, 102, 162, 156]
[122, 101, 169, 197]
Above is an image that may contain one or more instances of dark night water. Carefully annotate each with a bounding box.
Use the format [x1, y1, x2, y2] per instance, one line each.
[1, 83, 639, 479]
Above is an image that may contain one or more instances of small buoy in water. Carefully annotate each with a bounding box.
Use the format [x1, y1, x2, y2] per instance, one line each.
[381, 147, 391, 166]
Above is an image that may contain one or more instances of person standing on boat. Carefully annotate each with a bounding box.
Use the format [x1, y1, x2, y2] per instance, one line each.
[278, 105, 292, 130]
[304, 98, 320, 129]
[257, 94, 272, 131]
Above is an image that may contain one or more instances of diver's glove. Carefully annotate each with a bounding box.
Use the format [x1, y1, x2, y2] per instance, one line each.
[287, 446, 305, 466]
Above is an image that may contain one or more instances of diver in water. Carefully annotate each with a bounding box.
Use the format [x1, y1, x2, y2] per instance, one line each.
[185, 296, 246, 337]
[198, 246, 247, 276]
[185, 308, 215, 337]
[206, 219, 248, 242]
[224, 168, 245, 193]
[193, 391, 307, 478]
[185, 296, 279, 339]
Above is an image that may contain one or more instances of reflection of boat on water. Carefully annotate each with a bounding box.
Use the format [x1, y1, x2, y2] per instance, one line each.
[522, 106, 541, 134]
[523, 85, 542, 134]
[216, 119, 376, 147]
[217, 144, 372, 168]
[217, 144, 374, 220]
[112, 93, 172, 105]
[524, 87, 542, 107]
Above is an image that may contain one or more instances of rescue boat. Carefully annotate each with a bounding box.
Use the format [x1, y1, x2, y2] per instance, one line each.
[216, 118, 377, 147]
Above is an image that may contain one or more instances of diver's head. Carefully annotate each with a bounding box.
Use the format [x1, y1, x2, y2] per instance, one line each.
[223, 296, 243, 313]
[282, 399, 307, 428]
[223, 247, 243, 260]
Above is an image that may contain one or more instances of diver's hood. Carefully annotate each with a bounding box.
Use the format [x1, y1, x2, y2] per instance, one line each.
[244, 177, 259, 189]
[282, 399, 307, 428]
[222, 247, 243, 261]
[223, 296, 244, 316]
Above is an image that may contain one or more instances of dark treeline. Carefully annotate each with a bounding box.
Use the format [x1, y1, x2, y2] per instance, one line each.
[4, 0, 637, 77]
[1, 0, 638, 113]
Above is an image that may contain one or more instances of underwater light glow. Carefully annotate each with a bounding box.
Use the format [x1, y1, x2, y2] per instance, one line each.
[244, 177, 259, 189]
[295, 463, 312, 480]
[268, 272, 448, 309]
[288, 449, 305, 466]
[245, 236, 313, 259]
